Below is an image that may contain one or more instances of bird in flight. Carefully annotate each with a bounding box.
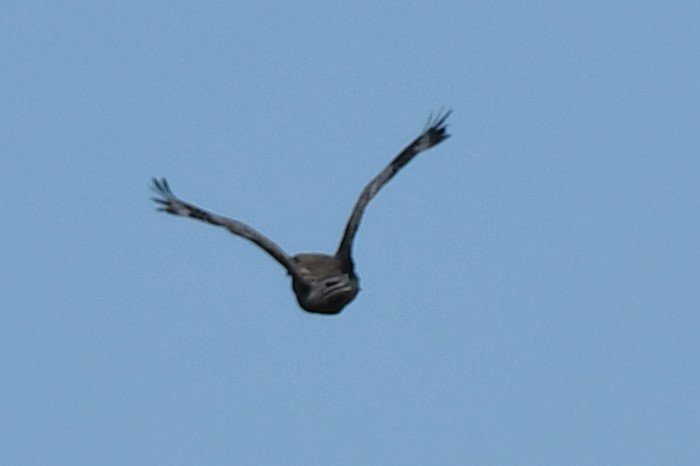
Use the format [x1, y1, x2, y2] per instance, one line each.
[152, 110, 451, 314]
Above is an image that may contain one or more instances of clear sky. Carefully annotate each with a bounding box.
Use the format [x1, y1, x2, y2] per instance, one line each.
[2, 1, 699, 465]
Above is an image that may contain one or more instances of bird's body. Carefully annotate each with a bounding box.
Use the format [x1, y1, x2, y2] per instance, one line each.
[152, 110, 451, 314]
[291, 254, 359, 314]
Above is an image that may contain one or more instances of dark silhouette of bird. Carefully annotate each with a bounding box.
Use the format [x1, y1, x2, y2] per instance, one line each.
[152, 110, 451, 314]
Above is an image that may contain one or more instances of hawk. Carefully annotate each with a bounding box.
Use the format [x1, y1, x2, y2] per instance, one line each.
[152, 110, 451, 314]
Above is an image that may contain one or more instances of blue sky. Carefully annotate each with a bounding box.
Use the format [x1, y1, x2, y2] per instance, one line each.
[2, 1, 699, 464]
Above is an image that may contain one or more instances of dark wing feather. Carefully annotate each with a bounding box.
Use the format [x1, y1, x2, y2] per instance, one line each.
[151, 178, 303, 280]
[335, 110, 451, 272]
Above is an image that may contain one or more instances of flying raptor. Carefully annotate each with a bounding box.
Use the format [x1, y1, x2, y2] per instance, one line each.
[152, 110, 451, 314]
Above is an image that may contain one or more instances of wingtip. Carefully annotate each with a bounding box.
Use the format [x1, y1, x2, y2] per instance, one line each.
[424, 108, 452, 133]
[151, 177, 174, 196]
[432, 108, 452, 129]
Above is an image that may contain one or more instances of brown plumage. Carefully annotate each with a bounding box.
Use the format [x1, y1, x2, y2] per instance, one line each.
[152, 110, 451, 314]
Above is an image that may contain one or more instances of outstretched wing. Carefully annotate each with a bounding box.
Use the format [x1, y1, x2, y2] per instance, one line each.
[151, 178, 303, 280]
[335, 110, 451, 272]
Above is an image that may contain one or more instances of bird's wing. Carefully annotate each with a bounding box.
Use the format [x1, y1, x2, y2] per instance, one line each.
[335, 110, 451, 272]
[151, 178, 304, 281]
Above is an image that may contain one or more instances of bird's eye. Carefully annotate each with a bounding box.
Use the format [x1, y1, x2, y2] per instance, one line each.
[325, 279, 340, 288]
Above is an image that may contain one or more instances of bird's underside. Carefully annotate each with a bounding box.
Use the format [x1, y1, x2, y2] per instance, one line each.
[152, 110, 451, 314]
